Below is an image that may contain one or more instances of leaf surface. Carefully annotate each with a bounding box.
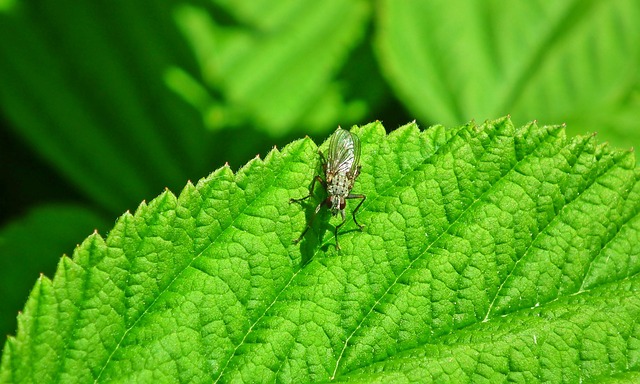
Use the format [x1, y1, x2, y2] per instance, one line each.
[2, 119, 640, 383]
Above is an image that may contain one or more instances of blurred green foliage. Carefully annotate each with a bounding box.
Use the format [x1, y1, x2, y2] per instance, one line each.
[0, 0, 638, 340]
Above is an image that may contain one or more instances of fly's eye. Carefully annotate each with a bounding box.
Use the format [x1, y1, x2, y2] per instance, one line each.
[340, 201, 346, 210]
[325, 197, 333, 208]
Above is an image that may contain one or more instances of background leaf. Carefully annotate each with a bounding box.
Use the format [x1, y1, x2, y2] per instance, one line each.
[0, 1, 209, 212]
[375, 0, 640, 149]
[171, 0, 372, 135]
[0, 204, 109, 342]
[2, 120, 639, 382]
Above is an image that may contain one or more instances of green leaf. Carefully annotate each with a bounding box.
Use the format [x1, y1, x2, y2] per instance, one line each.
[172, 0, 371, 135]
[0, 2, 209, 212]
[2, 118, 640, 382]
[375, 1, 640, 150]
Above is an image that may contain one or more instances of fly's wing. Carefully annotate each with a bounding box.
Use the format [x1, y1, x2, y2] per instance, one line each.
[327, 128, 360, 177]
[347, 130, 361, 179]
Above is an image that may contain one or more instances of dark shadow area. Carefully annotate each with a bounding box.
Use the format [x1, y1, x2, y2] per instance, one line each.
[0, 116, 94, 226]
[292, 203, 330, 267]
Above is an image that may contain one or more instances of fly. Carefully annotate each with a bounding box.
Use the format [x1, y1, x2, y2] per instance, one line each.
[290, 127, 366, 250]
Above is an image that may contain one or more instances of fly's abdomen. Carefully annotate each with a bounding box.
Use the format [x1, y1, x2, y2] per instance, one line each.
[327, 173, 352, 198]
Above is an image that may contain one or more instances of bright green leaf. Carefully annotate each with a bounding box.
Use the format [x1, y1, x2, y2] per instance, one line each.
[2, 118, 640, 382]
[375, 1, 640, 150]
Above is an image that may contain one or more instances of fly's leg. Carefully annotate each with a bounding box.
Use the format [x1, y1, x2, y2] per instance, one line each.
[318, 150, 333, 176]
[346, 194, 366, 230]
[289, 175, 324, 203]
[318, 149, 326, 163]
[334, 194, 366, 250]
[293, 200, 325, 244]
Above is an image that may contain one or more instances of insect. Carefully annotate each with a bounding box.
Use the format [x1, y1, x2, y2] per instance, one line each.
[290, 127, 366, 250]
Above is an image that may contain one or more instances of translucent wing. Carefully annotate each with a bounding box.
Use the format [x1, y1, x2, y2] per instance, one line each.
[326, 127, 360, 177]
